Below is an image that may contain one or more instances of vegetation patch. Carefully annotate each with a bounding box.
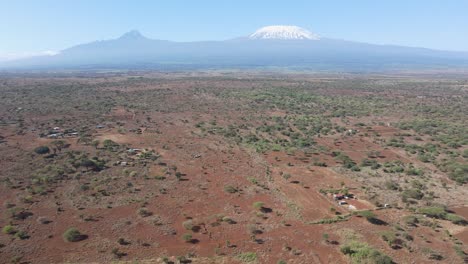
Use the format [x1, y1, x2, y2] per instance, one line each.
[236, 252, 257, 263]
[340, 241, 393, 264]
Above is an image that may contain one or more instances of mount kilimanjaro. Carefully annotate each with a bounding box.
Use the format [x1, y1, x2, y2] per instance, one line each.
[3, 25, 468, 71]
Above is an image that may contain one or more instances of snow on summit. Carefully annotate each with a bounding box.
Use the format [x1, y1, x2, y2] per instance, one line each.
[249, 25, 320, 40]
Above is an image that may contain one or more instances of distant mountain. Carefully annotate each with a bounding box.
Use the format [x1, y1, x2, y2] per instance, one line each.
[3, 26, 468, 71]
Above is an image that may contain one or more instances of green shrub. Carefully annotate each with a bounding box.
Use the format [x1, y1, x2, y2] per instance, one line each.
[182, 233, 193, 242]
[63, 227, 84, 242]
[384, 180, 399, 190]
[2, 225, 16, 234]
[463, 149, 468, 158]
[356, 210, 376, 219]
[182, 220, 194, 230]
[454, 245, 467, 259]
[138, 208, 152, 217]
[340, 241, 393, 264]
[313, 161, 327, 167]
[103, 139, 119, 150]
[335, 154, 356, 169]
[224, 185, 237, 193]
[380, 231, 402, 248]
[402, 215, 419, 226]
[417, 206, 447, 218]
[361, 158, 380, 169]
[14, 230, 29, 240]
[310, 214, 351, 224]
[237, 252, 257, 263]
[402, 189, 424, 201]
[406, 167, 424, 176]
[222, 216, 235, 224]
[253, 202, 264, 210]
[449, 164, 468, 184]
[445, 213, 467, 225]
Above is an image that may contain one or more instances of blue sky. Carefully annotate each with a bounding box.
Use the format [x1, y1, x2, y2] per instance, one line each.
[1, 1, 467, 60]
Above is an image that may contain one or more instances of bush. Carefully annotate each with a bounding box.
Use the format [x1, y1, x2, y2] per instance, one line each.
[103, 139, 119, 150]
[237, 252, 257, 263]
[417, 206, 446, 219]
[138, 208, 152, 217]
[406, 167, 424, 176]
[313, 161, 327, 167]
[14, 230, 29, 240]
[341, 241, 393, 264]
[2, 225, 16, 234]
[34, 146, 50, 154]
[463, 149, 468, 158]
[222, 216, 235, 224]
[117, 238, 130, 245]
[380, 231, 402, 248]
[356, 210, 376, 220]
[384, 180, 399, 190]
[63, 227, 85, 242]
[253, 202, 264, 210]
[449, 164, 468, 184]
[402, 215, 419, 226]
[444, 213, 467, 225]
[335, 153, 356, 169]
[182, 233, 193, 243]
[224, 185, 237, 193]
[182, 220, 194, 230]
[402, 189, 424, 201]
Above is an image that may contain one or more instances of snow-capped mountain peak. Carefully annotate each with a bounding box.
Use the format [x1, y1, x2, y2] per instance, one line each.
[249, 25, 320, 40]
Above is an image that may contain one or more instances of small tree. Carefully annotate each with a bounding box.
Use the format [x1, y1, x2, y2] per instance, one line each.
[34, 146, 50, 155]
[103, 139, 119, 150]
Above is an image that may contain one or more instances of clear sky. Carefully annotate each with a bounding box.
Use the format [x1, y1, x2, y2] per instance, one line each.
[1, 0, 467, 60]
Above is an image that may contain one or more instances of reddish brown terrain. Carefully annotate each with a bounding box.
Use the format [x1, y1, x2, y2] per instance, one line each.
[0, 72, 466, 263]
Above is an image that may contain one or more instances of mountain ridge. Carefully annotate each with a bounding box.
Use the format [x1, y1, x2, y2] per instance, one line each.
[2, 26, 468, 71]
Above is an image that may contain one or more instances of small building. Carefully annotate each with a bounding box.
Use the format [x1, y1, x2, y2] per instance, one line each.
[48, 133, 59, 139]
[127, 148, 142, 155]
